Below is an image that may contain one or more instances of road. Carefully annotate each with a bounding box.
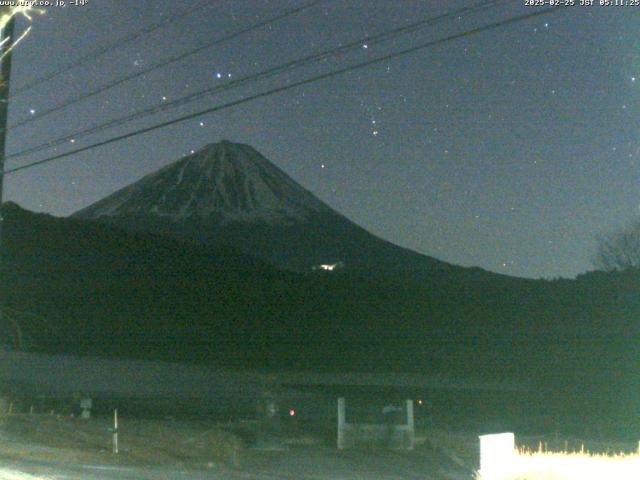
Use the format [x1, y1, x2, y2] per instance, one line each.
[0, 445, 474, 480]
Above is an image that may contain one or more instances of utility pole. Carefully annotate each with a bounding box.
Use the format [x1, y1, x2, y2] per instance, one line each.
[0, 9, 16, 345]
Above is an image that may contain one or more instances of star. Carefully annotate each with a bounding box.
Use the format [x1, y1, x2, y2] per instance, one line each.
[216, 72, 222, 79]
[199, 121, 205, 127]
[632, 77, 637, 83]
[29, 108, 35, 115]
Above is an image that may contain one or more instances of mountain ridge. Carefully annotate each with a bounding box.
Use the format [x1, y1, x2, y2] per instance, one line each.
[72, 140, 493, 279]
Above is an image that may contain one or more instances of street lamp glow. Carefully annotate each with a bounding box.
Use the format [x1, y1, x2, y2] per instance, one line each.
[0, 6, 42, 63]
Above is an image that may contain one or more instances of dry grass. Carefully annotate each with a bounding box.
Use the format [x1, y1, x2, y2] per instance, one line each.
[0, 414, 243, 469]
[420, 428, 640, 480]
[477, 448, 640, 480]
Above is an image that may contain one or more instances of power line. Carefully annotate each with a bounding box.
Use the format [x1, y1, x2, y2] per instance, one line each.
[7, 0, 507, 160]
[3, 5, 567, 178]
[13, 0, 214, 96]
[8, 0, 325, 129]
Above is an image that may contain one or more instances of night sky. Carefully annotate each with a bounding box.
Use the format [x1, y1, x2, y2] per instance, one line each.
[3, 0, 639, 279]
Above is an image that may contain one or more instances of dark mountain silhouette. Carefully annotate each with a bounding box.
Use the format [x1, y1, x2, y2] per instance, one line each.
[1, 203, 638, 437]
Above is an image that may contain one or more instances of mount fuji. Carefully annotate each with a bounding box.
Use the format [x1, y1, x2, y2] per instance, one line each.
[73, 140, 478, 278]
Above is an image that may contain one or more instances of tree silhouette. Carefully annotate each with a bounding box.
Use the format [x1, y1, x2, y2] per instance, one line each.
[594, 219, 640, 271]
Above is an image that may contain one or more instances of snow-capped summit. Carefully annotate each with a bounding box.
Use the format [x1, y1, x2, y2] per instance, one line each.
[75, 141, 330, 224]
